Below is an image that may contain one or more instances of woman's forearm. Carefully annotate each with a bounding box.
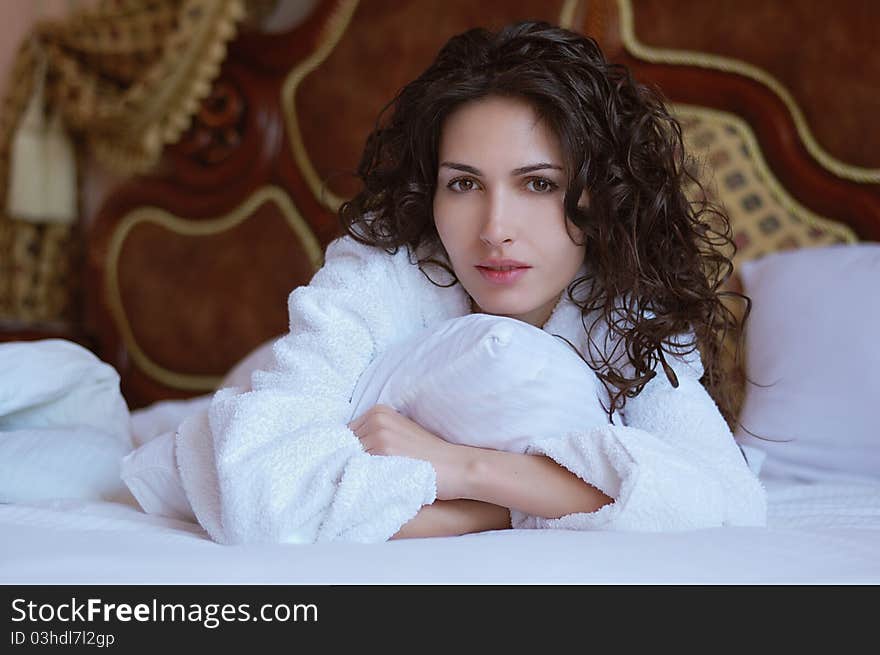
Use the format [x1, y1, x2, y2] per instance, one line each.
[455, 447, 613, 519]
[390, 499, 511, 539]
[390, 447, 611, 539]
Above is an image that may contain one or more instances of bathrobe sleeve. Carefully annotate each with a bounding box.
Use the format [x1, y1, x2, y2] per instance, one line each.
[175, 236, 437, 544]
[509, 336, 767, 531]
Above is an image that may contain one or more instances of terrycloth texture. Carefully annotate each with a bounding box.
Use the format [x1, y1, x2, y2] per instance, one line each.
[176, 235, 767, 544]
[508, 339, 767, 531]
[176, 237, 463, 544]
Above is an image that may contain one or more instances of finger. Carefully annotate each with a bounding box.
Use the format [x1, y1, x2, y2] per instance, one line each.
[352, 408, 375, 426]
[358, 434, 374, 454]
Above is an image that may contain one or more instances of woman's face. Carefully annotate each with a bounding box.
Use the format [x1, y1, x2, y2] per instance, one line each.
[433, 95, 587, 328]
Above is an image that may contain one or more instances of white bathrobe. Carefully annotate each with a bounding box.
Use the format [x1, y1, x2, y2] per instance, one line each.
[175, 235, 767, 544]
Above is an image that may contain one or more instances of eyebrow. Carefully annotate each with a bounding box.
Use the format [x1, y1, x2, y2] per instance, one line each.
[439, 161, 563, 176]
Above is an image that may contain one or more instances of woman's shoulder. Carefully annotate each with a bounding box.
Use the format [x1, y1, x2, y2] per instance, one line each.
[324, 234, 406, 266]
[314, 235, 457, 307]
[314, 235, 413, 288]
[325, 234, 458, 288]
[312, 234, 468, 328]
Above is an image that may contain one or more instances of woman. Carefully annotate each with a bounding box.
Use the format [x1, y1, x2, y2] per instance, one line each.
[176, 21, 766, 544]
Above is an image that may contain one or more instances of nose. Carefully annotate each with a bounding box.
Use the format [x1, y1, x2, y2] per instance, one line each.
[479, 189, 515, 246]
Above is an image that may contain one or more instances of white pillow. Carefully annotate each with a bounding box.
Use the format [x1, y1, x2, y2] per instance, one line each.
[735, 243, 880, 482]
[0, 339, 131, 440]
[349, 313, 610, 453]
[0, 339, 132, 503]
[0, 427, 131, 503]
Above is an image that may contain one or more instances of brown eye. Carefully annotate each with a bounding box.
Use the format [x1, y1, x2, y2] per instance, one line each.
[448, 177, 478, 192]
[526, 177, 558, 193]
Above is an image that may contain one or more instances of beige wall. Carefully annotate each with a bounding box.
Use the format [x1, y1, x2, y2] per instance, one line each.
[0, 0, 98, 101]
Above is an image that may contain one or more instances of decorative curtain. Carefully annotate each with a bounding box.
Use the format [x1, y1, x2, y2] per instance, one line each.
[0, 0, 249, 327]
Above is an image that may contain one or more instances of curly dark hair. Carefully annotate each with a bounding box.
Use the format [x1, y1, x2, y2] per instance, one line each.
[338, 20, 751, 431]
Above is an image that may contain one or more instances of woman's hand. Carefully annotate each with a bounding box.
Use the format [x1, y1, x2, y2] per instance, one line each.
[348, 404, 468, 500]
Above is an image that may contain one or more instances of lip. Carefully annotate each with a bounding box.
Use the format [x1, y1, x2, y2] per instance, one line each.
[475, 264, 531, 286]
[477, 259, 530, 268]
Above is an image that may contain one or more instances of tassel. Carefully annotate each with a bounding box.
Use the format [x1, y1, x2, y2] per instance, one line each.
[6, 49, 77, 225]
[41, 109, 77, 223]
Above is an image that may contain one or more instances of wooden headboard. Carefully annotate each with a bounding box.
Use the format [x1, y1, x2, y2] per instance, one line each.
[83, 0, 880, 409]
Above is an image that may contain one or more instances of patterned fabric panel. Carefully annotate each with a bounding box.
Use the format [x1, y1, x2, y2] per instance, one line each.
[677, 109, 855, 269]
[0, 219, 79, 326]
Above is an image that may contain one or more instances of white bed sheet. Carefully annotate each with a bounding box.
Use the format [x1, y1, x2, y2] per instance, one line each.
[1, 477, 878, 584]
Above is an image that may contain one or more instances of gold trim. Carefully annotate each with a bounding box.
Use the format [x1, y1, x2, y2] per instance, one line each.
[559, 0, 580, 28]
[617, 0, 880, 184]
[282, 0, 359, 213]
[674, 103, 857, 244]
[106, 185, 323, 391]
[89, 0, 247, 174]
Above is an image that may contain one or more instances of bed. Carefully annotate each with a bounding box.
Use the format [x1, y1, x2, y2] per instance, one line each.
[1, 0, 879, 584]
